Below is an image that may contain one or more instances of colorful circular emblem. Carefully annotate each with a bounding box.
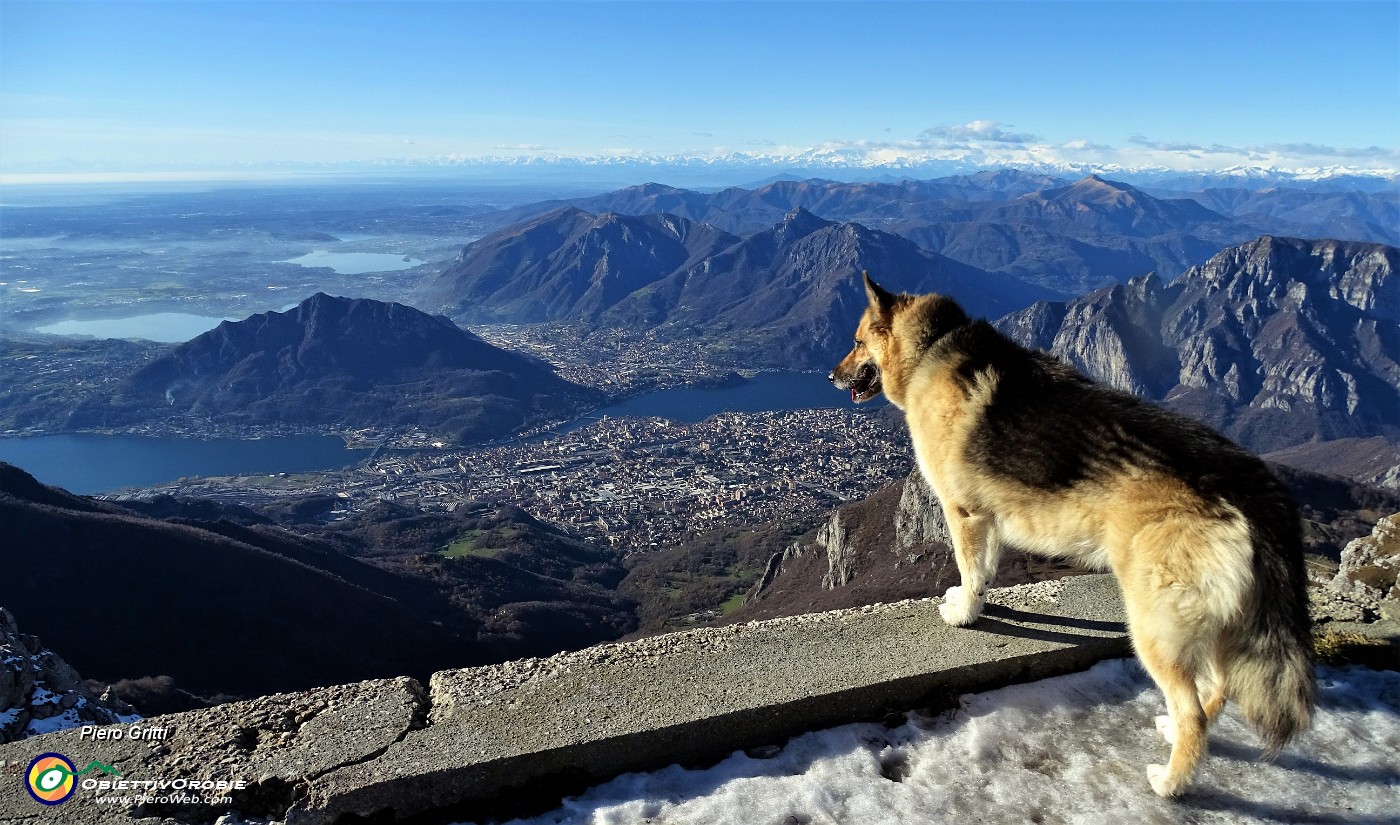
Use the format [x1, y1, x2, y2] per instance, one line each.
[25, 753, 76, 806]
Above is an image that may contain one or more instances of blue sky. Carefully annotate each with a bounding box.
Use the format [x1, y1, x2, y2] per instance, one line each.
[1, 1, 1397, 182]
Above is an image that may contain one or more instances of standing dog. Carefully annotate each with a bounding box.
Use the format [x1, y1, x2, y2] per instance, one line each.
[830, 273, 1314, 797]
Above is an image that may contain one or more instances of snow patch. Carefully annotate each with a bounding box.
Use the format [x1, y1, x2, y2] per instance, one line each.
[470, 660, 1400, 825]
[25, 708, 84, 737]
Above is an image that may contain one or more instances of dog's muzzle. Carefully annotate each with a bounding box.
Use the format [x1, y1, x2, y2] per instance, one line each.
[831, 363, 881, 403]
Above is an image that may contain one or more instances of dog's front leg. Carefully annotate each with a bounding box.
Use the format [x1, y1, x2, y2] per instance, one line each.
[939, 502, 1000, 626]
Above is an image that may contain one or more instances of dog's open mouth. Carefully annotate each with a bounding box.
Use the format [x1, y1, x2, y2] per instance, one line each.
[849, 363, 881, 403]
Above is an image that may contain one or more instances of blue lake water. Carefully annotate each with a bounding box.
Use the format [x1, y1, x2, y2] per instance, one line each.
[283, 251, 425, 274]
[549, 370, 874, 437]
[0, 372, 867, 494]
[0, 434, 370, 495]
[35, 313, 237, 342]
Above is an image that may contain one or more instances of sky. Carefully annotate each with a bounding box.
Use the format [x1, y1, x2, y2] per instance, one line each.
[2, 1, 1398, 183]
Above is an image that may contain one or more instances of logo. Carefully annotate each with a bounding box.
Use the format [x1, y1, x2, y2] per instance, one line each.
[24, 753, 120, 806]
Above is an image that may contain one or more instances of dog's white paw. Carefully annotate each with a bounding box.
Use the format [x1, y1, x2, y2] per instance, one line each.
[1146, 764, 1181, 798]
[939, 585, 983, 626]
[1154, 714, 1177, 745]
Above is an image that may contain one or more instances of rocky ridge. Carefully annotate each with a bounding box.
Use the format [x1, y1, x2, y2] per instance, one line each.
[740, 470, 1081, 620]
[998, 236, 1400, 467]
[0, 607, 138, 743]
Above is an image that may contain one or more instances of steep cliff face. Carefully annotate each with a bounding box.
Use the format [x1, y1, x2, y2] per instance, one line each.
[999, 236, 1400, 466]
[740, 471, 1077, 620]
[1000, 273, 1178, 398]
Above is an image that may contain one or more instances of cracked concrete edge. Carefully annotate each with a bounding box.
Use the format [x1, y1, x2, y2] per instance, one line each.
[0, 676, 426, 824]
[0, 576, 1129, 824]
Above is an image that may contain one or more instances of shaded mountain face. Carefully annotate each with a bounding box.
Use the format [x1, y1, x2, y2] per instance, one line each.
[71, 293, 597, 444]
[0, 461, 479, 698]
[998, 236, 1400, 463]
[430, 206, 1059, 368]
[426, 208, 737, 323]
[0, 463, 635, 701]
[610, 208, 1060, 365]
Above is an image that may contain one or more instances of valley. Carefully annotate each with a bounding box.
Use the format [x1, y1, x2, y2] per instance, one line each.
[2, 170, 1398, 710]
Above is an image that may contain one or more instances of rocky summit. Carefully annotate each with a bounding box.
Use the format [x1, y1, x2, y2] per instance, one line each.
[998, 236, 1399, 470]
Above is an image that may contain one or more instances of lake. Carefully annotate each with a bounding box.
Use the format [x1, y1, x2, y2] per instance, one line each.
[35, 312, 238, 342]
[0, 372, 866, 494]
[283, 251, 425, 274]
[0, 434, 370, 495]
[548, 370, 873, 437]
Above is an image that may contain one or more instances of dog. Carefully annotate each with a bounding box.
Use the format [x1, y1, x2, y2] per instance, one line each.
[830, 272, 1315, 798]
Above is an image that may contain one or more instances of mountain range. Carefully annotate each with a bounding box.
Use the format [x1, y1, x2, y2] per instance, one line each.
[66, 293, 598, 444]
[997, 236, 1399, 478]
[428, 205, 1059, 366]
[466, 172, 1396, 296]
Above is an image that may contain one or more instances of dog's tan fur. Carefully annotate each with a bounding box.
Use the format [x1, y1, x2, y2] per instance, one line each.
[831, 273, 1314, 797]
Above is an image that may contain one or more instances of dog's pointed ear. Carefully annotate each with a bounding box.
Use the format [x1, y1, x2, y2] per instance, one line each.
[863, 271, 896, 313]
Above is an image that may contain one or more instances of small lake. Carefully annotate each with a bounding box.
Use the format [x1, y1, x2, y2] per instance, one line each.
[35, 312, 238, 342]
[283, 251, 425, 274]
[0, 434, 370, 495]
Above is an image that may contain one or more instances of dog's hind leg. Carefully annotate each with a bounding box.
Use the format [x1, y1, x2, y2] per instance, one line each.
[1198, 646, 1228, 723]
[1161, 649, 1227, 743]
[1137, 635, 1208, 798]
[938, 502, 1001, 626]
[1120, 556, 1212, 797]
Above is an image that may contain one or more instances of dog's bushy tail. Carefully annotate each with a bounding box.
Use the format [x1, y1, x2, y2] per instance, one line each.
[1223, 497, 1316, 757]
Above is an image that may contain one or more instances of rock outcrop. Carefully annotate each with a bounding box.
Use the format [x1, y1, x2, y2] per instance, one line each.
[0, 607, 138, 743]
[999, 236, 1400, 474]
[1332, 513, 1400, 604]
[742, 471, 1079, 620]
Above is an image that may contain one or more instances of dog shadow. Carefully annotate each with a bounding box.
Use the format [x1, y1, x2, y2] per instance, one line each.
[1186, 786, 1400, 825]
[975, 603, 1128, 644]
[1208, 737, 1400, 785]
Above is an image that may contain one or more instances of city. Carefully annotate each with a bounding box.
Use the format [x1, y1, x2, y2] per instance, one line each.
[131, 406, 912, 553]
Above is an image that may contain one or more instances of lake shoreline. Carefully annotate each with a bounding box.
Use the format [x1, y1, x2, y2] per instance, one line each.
[0, 371, 862, 494]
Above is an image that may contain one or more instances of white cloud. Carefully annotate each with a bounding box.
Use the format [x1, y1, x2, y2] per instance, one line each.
[921, 120, 1040, 144]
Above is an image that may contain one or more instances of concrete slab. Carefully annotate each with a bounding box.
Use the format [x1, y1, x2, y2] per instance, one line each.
[295, 575, 1128, 824]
